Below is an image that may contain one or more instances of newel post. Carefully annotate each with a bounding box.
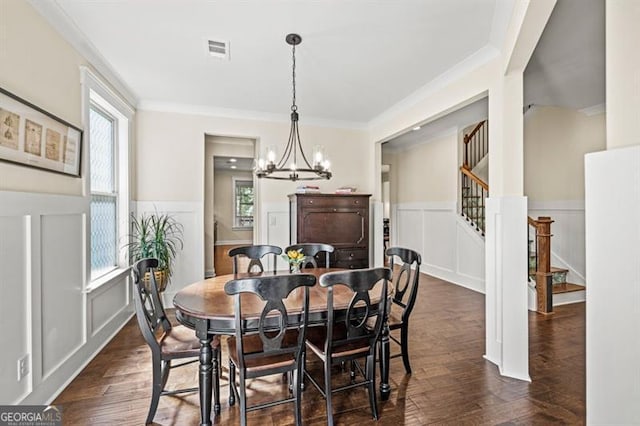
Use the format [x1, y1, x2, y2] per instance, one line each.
[534, 216, 554, 314]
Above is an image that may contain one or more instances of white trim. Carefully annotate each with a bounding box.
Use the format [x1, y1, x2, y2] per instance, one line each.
[83, 68, 132, 291]
[215, 240, 253, 246]
[370, 45, 499, 128]
[84, 267, 129, 293]
[37, 311, 134, 405]
[138, 100, 368, 130]
[27, 1, 137, 107]
[579, 103, 606, 116]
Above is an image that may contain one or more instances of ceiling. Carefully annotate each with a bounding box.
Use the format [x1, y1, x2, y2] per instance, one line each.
[39, 0, 512, 125]
[214, 156, 254, 172]
[383, 97, 487, 150]
[524, 0, 605, 110]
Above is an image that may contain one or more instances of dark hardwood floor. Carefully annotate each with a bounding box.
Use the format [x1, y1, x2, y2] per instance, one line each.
[53, 274, 585, 425]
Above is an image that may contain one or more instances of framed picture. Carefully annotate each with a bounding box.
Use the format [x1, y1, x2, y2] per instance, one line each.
[0, 87, 82, 177]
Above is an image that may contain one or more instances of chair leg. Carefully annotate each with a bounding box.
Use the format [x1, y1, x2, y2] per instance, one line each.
[213, 348, 221, 415]
[367, 354, 378, 420]
[300, 349, 306, 391]
[146, 354, 163, 425]
[293, 367, 302, 426]
[350, 360, 356, 383]
[160, 359, 171, 390]
[228, 359, 236, 406]
[238, 370, 247, 426]
[324, 360, 334, 426]
[400, 324, 412, 374]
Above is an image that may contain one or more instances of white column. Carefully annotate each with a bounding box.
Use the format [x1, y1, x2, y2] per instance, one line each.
[585, 146, 640, 424]
[484, 71, 530, 381]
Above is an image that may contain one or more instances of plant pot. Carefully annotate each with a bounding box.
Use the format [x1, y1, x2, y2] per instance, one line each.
[143, 269, 168, 293]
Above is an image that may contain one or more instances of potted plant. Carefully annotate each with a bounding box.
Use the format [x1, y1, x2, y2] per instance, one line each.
[125, 211, 184, 292]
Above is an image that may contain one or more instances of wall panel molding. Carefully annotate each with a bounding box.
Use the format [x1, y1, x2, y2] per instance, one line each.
[393, 202, 485, 293]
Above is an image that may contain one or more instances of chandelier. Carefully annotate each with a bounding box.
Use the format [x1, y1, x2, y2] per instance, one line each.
[255, 33, 332, 181]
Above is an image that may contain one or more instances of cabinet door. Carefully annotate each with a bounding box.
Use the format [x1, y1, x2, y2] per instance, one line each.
[299, 208, 367, 245]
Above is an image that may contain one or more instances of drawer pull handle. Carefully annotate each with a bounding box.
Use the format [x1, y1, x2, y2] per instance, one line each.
[349, 253, 354, 257]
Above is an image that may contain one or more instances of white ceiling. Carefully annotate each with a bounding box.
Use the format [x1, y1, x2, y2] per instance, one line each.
[383, 97, 487, 150]
[524, 0, 605, 110]
[40, 0, 512, 125]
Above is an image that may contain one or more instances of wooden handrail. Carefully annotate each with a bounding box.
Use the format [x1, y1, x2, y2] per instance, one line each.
[527, 216, 538, 227]
[463, 120, 486, 144]
[460, 165, 488, 191]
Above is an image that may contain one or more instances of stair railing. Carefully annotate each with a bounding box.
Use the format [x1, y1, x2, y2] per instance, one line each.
[528, 216, 554, 314]
[460, 165, 488, 235]
[460, 120, 489, 234]
[463, 120, 488, 169]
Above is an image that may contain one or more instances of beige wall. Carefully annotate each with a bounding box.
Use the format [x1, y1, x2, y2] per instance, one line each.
[136, 109, 371, 203]
[214, 169, 253, 242]
[524, 106, 606, 201]
[0, 0, 89, 195]
[391, 132, 458, 203]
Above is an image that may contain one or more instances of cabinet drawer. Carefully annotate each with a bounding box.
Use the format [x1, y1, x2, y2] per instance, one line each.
[335, 248, 368, 261]
[299, 196, 368, 209]
[334, 259, 369, 269]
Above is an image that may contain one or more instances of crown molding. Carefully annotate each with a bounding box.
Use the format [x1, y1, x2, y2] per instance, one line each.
[27, 0, 138, 108]
[137, 100, 368, 130]
[369, 44, 499, 128]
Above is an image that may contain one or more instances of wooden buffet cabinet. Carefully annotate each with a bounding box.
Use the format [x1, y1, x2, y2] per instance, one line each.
[289, 193, 371, 269]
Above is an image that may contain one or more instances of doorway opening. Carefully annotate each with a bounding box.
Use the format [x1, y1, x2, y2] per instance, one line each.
[204, 135, 256, 277]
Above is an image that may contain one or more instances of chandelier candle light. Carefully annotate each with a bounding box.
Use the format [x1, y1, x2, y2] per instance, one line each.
[255, 33, 332, 181]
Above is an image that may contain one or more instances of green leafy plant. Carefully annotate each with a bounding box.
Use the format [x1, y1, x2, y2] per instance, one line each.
[125, 211, 184, 289]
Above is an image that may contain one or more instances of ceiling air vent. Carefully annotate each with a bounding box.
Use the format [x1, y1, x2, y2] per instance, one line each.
[208, 39, 230, 60]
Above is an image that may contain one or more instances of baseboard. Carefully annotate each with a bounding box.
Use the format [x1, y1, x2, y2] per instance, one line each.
[19, 309, 134, 405]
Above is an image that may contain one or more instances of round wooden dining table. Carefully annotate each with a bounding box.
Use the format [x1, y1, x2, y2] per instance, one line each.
[173, 268, 392, 426]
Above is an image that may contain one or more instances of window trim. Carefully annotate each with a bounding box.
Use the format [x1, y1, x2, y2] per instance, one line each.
[81, 67, 133, 291]
[232, 176, 254, 230]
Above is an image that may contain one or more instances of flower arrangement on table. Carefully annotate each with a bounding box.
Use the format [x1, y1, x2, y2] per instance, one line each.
[282, 249, 305, 273]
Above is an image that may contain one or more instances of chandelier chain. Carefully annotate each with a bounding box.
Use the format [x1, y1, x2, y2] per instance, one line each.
[291, 43, 297, 111]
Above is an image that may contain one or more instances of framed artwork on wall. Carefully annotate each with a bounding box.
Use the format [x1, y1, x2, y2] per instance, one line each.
[0, 87, 83, 177]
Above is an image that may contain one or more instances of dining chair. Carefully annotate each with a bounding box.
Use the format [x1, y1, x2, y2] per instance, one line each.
[304, 267, 391, 425]
[131, 258, 221, 425]
[284, 243, 335, 269]
[385, 246, 422, 374]
[225, 273, 316, 426]
[228, 244, 282, 274]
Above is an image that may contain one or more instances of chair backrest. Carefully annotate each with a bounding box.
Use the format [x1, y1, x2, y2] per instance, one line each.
[284, 243, 335, 269]
[228, 245, 283, 274]
[224, 274, 317, 371]
[131, 258, 171, 354]
[319, 268, 391, 358]
[385, 247, 422, 323]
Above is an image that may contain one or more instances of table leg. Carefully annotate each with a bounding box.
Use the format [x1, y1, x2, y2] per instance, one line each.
[213, 341, 221, 415]
[379, 321, 391, 401]
[196, 319, 213, 426]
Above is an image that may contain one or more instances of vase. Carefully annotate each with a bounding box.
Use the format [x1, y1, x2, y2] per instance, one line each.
[291, 264, 301, 274]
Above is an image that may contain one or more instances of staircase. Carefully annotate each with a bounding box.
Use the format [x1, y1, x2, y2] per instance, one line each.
[528, 217, 585, 314]
[460, 120, 585, 315]
[460, 120, 488, 235]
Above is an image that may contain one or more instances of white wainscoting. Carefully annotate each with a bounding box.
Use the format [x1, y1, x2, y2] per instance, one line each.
[0, 191, 133, 405]
[393, 202, 485, 293]
[134, 201, 204, 308]
[528, 200, 585, 285]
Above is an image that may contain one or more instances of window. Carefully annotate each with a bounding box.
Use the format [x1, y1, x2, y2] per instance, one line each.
[83, 67, 131, 283]
[233, 179, 254, 229]
[90, 105, 118, 278]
